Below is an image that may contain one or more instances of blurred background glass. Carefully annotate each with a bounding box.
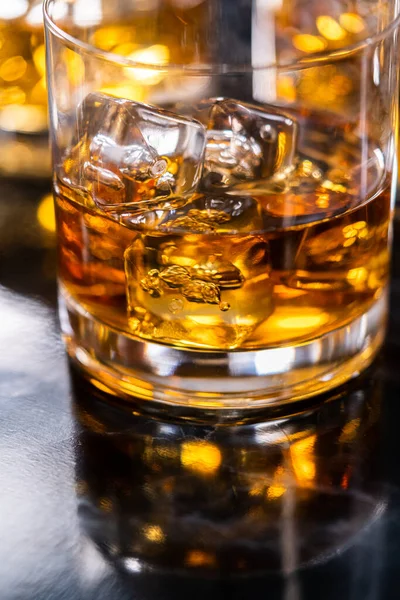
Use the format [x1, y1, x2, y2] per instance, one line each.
[0, 0, 51, 179]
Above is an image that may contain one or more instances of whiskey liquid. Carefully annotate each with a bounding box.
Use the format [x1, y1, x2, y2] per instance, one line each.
[56, 113, 391, 352]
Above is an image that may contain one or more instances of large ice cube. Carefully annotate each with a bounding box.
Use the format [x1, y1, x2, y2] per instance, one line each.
[124, 193, 274, 350]
[202, 99, 298, 192]
[64, 92, 206, 213]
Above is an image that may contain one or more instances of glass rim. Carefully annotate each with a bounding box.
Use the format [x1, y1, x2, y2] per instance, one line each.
[44, 0, 400, 73]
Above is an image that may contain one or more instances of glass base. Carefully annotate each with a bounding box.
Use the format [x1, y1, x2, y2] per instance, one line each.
[60, 287, 387, 412]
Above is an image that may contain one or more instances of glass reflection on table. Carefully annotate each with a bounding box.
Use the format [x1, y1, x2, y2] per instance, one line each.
[73, 364, 385, 583]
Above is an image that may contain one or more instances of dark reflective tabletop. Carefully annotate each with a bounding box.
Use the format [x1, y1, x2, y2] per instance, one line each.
[1, 180, 400, 600]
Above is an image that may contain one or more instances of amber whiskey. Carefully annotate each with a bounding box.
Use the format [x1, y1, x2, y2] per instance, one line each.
[55, 110, 391, 352]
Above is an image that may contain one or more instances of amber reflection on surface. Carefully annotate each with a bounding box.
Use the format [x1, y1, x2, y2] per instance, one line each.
[74, 367, 383, 575]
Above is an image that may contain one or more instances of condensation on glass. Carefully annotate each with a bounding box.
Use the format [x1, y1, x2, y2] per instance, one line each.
[44, 0, 400, 410]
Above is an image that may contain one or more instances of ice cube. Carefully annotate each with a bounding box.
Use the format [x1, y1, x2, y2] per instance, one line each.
[64, 92, 206, 214]
[175, 97, 224, 126]
[127, 192, 264, 234]
[124, 196, 274, 350]
[202, 99, 298, 192]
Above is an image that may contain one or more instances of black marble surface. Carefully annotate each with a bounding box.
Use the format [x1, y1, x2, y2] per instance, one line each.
[1, 180, 400, 600]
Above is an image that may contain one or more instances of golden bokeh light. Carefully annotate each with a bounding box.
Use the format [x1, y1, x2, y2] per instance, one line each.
[99, 497, 113, 512]
[290, 435, 316, 486]
[126, 45, 170, 85]
[100, 83, 146, 103]
[0, 139, 50, 177]
[37, 194, 56, 233]
[267, 466, 286, 500]
[346, 267, 368, 287]
[321, 179, 347, 193]
[0, 86, 26, 106]
[339, 418, 361, 443]
[113, 42, 139, 57]
[274, 308, 329, 331]
[142, 524, 165, 543]
[64, 49, 85, 86]
[249, 480, 265, 497]
[0, 104, 47, 133]
[316, 16, 347, 41]
[185, 550, 216, 567]
[33, 44, 46, 77]
[339, 13, 366, 34]
[30, 77, 47, 105]
[130, 44, 170, 66]
[267, 484, 286, 500]
[330, 74, 353, 96]
[181, 440, 222, 475]
[277, 75, 296, 103]
[343, 221, 368, 239]
[153, 444, 179, 460]
[0, 56, 27, 82]
[292, 34, 327, 54]
[91, 26, 136, 51]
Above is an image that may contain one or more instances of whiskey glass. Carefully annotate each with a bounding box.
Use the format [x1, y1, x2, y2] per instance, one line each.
[44, 0, 400, 411]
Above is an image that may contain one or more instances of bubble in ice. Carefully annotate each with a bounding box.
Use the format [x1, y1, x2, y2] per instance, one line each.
[140, 269, 164, 298]
[168, 298, 184, 314]
[159, 265, 191, 287]
[201, 98, 298, 192]
[190, 256, 244, 290]
[63, 92, 206, 214]
[138, 252, 242, 307]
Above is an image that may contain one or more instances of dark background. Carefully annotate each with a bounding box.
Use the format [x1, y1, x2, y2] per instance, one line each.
[1, 179, 400, 599]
